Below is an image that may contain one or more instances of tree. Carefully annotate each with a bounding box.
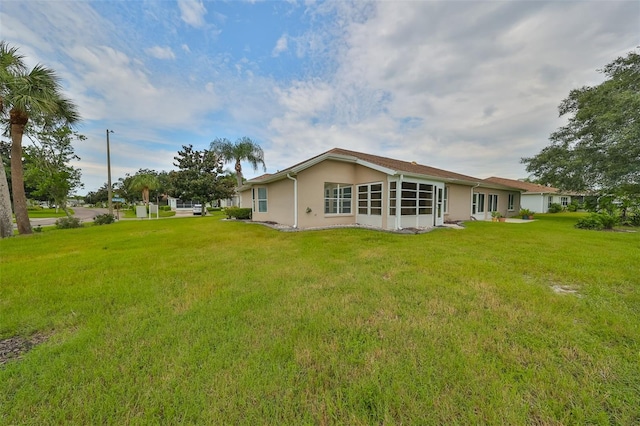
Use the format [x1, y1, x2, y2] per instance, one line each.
[129, 172, 159, 206]
[85, 183, 110, 206]
[23, 125, 84, 217]
[169, 145, 235, 214]
[0, 41, 80, 234]
[522, 50, 640, 199]
[209, 137, 266, 188]
[0, 42, 26, 238]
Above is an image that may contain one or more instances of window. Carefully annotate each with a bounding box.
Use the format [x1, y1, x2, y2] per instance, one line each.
[389, 181, 433, 215]
[252, 188, 267, 212]
[443, 186, 449, 213]
[561, 196, 569, 207]
[257, 188, 267, 212]
[358, 183, 383, 215]
[324, 183, 352, 214]
[508, 193, 515, 211]
[473, 192, 485, 214]
[548, 196, 553, 208]
[488, 194, 498, 212]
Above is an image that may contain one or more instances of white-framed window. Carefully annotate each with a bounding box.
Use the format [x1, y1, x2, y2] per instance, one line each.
[252, 187, 267, 212]
[325, 183, 352, 214]
[488, 194, 498, 212]
[257, 187, 267, 212]
[389, 181, 433, 216]
[443, 186, 449, 213]
[357, 183, 383, 216]
[548, 196, 553, 208]
[508, 193, 515, 211]
[561, 196, 569, 207]
[473, 192, 485, 214]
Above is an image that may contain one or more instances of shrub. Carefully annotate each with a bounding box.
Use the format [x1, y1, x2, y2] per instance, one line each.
[598, 212, 619, 229]
[224, 207, 252, 220]
[620, 212, 640, 227]
[55, 216, 83, 229]
[207, 207, 222, 212]
[575, 212, 619, 230]
[93, 213, 116, 225]
[159, 205, 172, 212]
[548, 203, 563, 213]
[567, 201, 579, 212]
[575, 214, 604, 230]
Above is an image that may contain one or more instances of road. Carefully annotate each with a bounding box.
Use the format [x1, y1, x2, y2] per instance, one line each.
[28, 206, 109, 228]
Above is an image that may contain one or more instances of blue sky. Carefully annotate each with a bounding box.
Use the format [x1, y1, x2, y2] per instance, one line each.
[2, 0, 638, 193]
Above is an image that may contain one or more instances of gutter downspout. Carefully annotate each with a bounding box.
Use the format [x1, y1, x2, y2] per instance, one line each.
[287, 173, 298, 228]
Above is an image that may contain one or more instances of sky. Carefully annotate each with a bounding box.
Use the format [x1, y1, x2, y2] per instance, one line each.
[2, 0, 638, 194]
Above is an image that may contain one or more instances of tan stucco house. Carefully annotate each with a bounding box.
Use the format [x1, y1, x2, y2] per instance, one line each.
[484, 177, 578, 213]
[239, 148, 522, 230]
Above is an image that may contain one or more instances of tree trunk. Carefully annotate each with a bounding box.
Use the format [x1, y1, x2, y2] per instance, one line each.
[0, 153, 14, 238]
[235, 160, 243, 188]
[10, 116, 32, 235]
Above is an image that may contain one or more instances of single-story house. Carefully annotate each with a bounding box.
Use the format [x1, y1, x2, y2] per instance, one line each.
[239, 148, 522, 230]
[484, 177, 578, 213]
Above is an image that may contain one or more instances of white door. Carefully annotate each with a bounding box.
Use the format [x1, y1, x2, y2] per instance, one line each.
[472, 192, 486, 220]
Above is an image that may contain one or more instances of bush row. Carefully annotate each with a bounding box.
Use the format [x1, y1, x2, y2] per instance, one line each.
[575, 212, 618, 230]
[223, 207, 252, 220]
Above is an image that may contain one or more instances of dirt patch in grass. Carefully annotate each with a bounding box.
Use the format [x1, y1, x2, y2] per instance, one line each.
[0, 333, 50, 366]
[551, 284, 580, 295]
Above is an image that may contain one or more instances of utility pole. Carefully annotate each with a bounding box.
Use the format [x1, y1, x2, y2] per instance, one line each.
[106, 129, 114, 215]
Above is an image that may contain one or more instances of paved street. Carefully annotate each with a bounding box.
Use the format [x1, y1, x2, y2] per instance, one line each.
[25, 207, 110, 229]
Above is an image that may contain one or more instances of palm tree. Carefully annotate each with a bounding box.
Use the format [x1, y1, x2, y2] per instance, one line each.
[129, 173, 159, 206]
[0, 42, 26, 238]
[210, 137, 266, 188]
[0, 42, 79, 234]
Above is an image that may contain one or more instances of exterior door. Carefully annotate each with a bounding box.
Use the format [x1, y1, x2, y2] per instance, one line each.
[472, 192, 486, 220]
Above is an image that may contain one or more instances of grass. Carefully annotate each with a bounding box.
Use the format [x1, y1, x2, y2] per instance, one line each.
[1, 212, 639, 424]
[21, 208, 72, 219]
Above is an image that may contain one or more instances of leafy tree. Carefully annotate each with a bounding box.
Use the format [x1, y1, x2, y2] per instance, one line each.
[522, 50, 640, 201]
[210, 137, 266, 188]
[85, 183, 110, 205]
[169, 145, 235, 214]
[0, 41, 80, 234]
[23, 125, 84, 217]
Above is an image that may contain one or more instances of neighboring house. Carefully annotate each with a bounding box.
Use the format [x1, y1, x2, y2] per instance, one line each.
[484, 177, 576, 213]
[239, 148, 521, 230]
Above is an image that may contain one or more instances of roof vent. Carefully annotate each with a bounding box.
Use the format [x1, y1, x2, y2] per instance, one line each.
[411, 161, 417, 165]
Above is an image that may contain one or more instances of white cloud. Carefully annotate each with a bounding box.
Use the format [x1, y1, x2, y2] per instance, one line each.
[181, 44, 191, 53]
[146, 46, 176, 60]
[177, 0, 207, 28]
[272, 34, 289, 57]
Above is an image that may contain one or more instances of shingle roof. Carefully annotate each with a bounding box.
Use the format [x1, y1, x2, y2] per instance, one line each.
[484, 176, 559, 193]
[245, 147, 522, 191]
[326, 148, 483, 182]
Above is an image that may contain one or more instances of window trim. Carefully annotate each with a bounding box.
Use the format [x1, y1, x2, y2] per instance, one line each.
[324, 183, 353, 215]
[507, 193, 515, 211]
[257, 187, 267, 213]
[488, 193, 498, 212]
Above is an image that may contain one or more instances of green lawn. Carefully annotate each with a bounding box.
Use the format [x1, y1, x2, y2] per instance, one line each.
[22, 208, 73, 219]
[1, 213, 638, 424]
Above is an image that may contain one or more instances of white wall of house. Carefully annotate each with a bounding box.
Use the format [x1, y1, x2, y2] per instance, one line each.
[521, 194, 546, 213]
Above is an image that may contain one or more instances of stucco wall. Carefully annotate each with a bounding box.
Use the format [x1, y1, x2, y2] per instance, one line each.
[296, 160, 387, 228]
[472, 188, 522, 220]
[445, 184, 473, 221]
